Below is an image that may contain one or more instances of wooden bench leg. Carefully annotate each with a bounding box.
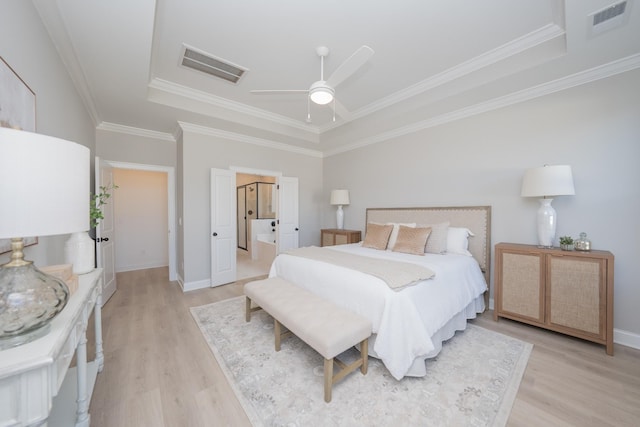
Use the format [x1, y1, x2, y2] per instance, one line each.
[360, 338, 368, 375]
[274, 318, 282, 351]
[324, 358, 333, 403]
[245, 296, 251, 322]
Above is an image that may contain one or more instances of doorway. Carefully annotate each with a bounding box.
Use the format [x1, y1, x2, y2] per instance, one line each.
[235, 172, 277, 280]
[100, 160, 177, 281]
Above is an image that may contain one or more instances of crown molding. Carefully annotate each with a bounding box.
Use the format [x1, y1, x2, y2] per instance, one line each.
[318, 23, 565, 134]
[149, 78, 320, 135]
[325, 53, 640, 157]
[32, 0, 100, 126]
[97, 121, 175, 141]
[178, 122, 323, 158]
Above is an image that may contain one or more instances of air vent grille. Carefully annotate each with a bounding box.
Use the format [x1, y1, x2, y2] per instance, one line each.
[181, 46, 247, 84]
[588, 0, 631, 38]
[593, 1, 627, 26]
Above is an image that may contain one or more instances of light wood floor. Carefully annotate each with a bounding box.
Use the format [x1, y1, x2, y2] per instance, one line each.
[89, 267, 640, 427]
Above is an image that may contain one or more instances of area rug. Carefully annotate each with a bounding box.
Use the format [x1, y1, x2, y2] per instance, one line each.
[191, 297, 532, 427]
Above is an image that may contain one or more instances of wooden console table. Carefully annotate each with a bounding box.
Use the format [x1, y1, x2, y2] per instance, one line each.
[0, 268, 104, 426]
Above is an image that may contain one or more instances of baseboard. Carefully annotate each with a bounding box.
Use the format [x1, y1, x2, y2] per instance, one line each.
[183, 278, 211, 292]
[488, 298, 640, 350]
[116, 262, 168, 273]
[614, 328, 640, 350]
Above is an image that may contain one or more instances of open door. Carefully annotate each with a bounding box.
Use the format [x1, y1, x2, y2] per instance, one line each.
[277, 176, 299, 253]
[210, 168, 237, 286]
[95, 157, 117, 305]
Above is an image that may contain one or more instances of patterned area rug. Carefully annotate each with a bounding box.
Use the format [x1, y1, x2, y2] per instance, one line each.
[191, 297, 532, 427]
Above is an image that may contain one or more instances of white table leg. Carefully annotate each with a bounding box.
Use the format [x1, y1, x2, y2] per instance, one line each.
[95, 293, 104, 372]
[75, 333, 90, 427]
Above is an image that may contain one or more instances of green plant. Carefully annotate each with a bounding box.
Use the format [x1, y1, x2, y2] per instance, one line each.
[559, 236, 574, 245]
[90, 183, 118, 228]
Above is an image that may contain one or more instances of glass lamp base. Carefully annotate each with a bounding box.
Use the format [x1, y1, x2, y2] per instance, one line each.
[0, 323, 50, 350]
[0, 261, 69, 349]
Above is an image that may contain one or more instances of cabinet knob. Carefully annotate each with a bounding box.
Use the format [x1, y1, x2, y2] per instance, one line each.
[212, 232, 218, 236]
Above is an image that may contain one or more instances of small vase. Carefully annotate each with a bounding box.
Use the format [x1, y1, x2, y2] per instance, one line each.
[64, 231, 95, 274]
[560, 243, 574, 251]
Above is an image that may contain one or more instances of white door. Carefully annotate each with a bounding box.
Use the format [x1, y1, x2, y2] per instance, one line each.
[96, 157, 117, 304]
[277, 177, 299, 253]
[210, 168, 237, 286]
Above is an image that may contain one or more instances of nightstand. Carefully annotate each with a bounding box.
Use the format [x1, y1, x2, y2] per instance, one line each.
[321, 229, 361, 247]
[494, 242, 614, 355]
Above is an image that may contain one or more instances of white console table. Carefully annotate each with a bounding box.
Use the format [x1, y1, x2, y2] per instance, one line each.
[0, 268, 104, 426]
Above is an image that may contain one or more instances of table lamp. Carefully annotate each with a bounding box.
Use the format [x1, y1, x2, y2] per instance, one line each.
[330, 189, 350, 229]
[0, 127, 89, 349]
[521, 165, 575, 248]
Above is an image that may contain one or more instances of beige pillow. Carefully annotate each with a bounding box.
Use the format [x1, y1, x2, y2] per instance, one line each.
[422, 221, 450, 254]
[362, 223, 393, 250]
[386, 222, 416, 250]
[392, 225, 432, 256]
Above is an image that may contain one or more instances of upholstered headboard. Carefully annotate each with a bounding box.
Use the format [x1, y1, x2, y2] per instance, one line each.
[365, 206, 492, 289]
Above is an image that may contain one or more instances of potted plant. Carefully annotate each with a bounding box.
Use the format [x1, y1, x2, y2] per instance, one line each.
[559, 236, 574, 251]
[90, 184, 118, 228]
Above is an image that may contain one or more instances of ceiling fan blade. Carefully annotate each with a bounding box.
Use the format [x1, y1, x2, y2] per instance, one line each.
[334, 99, 352, 121]
[250, 89, 309, 95]
[326, 45, 374, 88]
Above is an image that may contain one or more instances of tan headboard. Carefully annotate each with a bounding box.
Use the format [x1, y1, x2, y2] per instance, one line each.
[366, 206, 492, 288]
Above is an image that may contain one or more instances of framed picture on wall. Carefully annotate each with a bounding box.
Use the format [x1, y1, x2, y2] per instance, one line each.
[0, 56, 38, 254]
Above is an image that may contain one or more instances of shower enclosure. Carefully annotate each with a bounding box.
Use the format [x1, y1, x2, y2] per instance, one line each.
[237, 182, 276, 250]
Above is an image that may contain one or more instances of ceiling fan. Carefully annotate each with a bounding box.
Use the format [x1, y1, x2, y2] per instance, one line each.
[250, 45, 374, 122]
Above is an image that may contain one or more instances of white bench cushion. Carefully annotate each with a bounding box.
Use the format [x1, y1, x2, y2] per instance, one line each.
[244, 277, 371, 359]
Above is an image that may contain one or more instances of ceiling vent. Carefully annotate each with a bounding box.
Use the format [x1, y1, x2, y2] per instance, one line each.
[180, 44, 247, 84]
[588, 1, 631, 38]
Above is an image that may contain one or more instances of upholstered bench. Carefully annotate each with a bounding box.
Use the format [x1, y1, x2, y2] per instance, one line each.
[244, 277, 372, 403]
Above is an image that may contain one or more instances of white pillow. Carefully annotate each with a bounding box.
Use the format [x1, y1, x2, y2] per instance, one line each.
[421, 221, 450, 254]
[447, 227, 474, 256]
[386, 223, 416, 250]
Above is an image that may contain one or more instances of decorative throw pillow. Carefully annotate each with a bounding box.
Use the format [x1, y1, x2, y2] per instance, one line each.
[447, 227, 474, 256]
[386, 222, 416, 250]
[422, 221, 450, 254]
[392, 225, 432, 256]
[362, 223, 394, 250]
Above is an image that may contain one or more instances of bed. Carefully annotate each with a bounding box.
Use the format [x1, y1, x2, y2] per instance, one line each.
[268, 206, 491, 380]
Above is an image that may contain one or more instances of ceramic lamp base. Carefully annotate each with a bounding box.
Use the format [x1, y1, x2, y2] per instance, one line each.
[64, 231, 95, 274]
[336, 205, 344, 229]
[536, 198, 556, 248]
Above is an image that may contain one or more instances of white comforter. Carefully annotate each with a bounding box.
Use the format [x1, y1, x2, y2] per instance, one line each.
[268, 243, 487, 380]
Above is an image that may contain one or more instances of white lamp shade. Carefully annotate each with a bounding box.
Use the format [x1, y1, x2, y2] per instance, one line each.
[0, 128, 90, 238]
[521, 165, 575, 197]
[330, 189, 350, 205]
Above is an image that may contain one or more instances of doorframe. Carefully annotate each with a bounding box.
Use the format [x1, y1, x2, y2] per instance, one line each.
[102, 160, 177, 281]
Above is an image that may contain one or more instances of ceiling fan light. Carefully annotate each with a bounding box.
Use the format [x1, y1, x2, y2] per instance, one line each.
[309, 85, 334, 105]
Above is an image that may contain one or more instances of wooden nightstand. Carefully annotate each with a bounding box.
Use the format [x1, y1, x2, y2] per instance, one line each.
[494, 242, 614, 355]
[321, 229, 361, 247]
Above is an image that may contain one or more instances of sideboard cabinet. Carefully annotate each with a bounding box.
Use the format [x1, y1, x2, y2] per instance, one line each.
[494, 243, 614, 355]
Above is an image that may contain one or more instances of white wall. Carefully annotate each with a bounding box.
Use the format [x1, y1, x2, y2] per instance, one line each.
[323, 68, 640, 339]
[0, 1, 95, 267]
[180, 128, 323, 284]
[96, 129, 176, 167]
[112, 169, 169, 272]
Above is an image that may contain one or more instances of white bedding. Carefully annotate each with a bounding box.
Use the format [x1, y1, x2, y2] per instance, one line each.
[268, 243, 488, 380]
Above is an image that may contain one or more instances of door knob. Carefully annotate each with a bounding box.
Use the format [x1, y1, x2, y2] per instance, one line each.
[212, 232, 218, 236]
[295, 228, 299, 231]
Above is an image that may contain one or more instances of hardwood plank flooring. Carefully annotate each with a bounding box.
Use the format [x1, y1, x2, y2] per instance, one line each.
[89, 267, 640, 426]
